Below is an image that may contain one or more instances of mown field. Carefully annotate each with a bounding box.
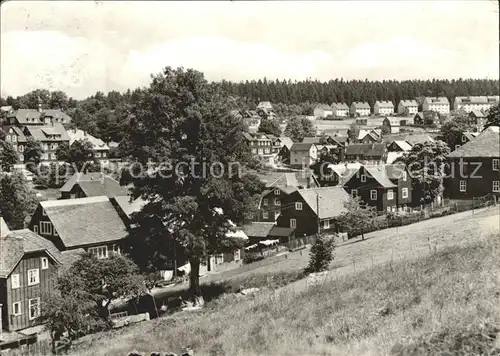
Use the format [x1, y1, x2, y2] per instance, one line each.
[70, 206, 500, 356]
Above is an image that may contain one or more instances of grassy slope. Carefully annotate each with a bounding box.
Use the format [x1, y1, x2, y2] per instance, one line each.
[72, 212, 500, 356]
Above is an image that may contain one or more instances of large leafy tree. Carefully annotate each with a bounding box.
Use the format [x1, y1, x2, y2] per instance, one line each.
[438, 113, 473, 149]
[0, 171, 39, 229]
[258, 117, 282, 136]
[56, 139, 96, 172]
[396, 140, 450, 205]
[24, 137, 43, 167]
[484, 103, 500, 128]
[336, 197, 377, 240]
[284, 116, 315, 142]
[0, 140, 18, 171]
[126, 67, 264, 298]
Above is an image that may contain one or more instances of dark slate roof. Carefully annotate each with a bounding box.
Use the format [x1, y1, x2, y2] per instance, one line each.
[242, 222, 275, 238]
[470, 110, 486, 118]
[345, 143, 386, 157]
[399, 100, 418, 107]
[24, 123, 69, 142]
[297, 187, 350, 220]
[302, 137, 321, 144]
[462, 132, 479, 142]
[0, 229, 62, 278]
[40, 196, 128, 248]
[7, 109, 42, 124]
[111, 195, 147, 219]
[376, 100, 394, 108]
[43, 109, 72, 123]
[363, 165, 397, 188]
[448, 126, 500, 158]
[60, 172, 129, 198]
[351, 102, 371, 109]
[268, 226, 296, 237]
[12, 127, 27, 142]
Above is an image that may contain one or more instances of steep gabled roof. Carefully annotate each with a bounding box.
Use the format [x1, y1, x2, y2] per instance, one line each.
[67, 129, 109, 150]
[297, 187, 350, 219]
[290, 143, 315, 151]
[331, 103, 349, 110]
[43, 109, 72, 123]
[301, 137, 321, 144]
[399, 99, 418, 107]
[277, 137, 294, 149]
[111, 195, 147, 219]
[39, 196, 128, 248]
[448, 126, 499, 158]
[24, 123, 69, 142]
[345, 143, 386, 157]
[60, 172, 129, 197]
[242, 222, 275, 238]
[351, 102, 371, 110]
[362, 165, 397, 188]
[7, 109, 42, 124]
[0, 229, 62, 278]
[424, 97, 450, 105]
[375, 100, 394, 108]
[390, 140, 413, 151]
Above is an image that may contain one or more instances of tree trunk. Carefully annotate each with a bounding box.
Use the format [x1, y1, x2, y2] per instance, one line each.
[361, 228, 365, 240]
[189, 258, 202, 299]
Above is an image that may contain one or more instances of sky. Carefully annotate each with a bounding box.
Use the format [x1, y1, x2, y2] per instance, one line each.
[1, 1, 499, 99]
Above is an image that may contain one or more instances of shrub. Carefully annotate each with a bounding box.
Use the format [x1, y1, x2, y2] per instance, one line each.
[304, 234, 335, 274]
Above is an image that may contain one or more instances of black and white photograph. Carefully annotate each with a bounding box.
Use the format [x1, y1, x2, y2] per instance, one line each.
[0, 1, 499, 355]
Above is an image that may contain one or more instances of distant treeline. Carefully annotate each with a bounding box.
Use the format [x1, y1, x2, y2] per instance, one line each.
[213, 78, 500, 108]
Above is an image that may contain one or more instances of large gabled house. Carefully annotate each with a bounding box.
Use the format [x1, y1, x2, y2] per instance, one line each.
[342, 164, 412, 212]
[422, 97, 450, 115]
[59, 172, 129, 199]
[350, 102, 371, 117]
[22, 123, 70, 162]
[1, 126, 27, 163]
[454, 96, 499, 113]
[446, 126, 500, 200]
[0, 218, 62, 332]
[374, 101, 395, 116]
[6, 108, 71, 127]
[344, 143, 388, 164]
[276, 187, 350, 236]
[313, 104, 333, 118]
[28, 196, 128, 257]
[290, 143, 318, 168]
[331, 103, 349, 117]
[67, 129, 110, 163]
[397, 100, 418, 116]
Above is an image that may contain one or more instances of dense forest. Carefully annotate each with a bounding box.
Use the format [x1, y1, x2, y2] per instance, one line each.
[1, 77, 499, 144]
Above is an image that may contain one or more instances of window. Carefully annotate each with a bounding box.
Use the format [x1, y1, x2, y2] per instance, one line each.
[351, 189, 358, 198]
[462, 135, 467, 143]
[11, 274, 20, 289]
[216, 254, 224, 264]
[27, 269, 40, 286]
[275, 198, 280, 206]
[493, 159, 500, 171]
[95, 152, 101, 158]
[323, 220, 330, 229]
[459, 180, 467, 192]
[274, 211, 280, 220]
[6, 135, 10, 141]
[290, 218, 296, 228]
[33, 225, 39, 234]
[12, 135, 17, 142]
[493, 181, 500, 193]
[112, 244, 121, 255]
[103, 152, 107, 157]
[89, 246, 108, 259]
[262, 211, 269, 219]
[360, 175, 366, 183]
[370, 190, 377, 200]
[29, 298, 40, 320]
[13, 302, 22, 316]
[40, 221, 52, 235]
[387, 190, 394, 200]
[41, 257, 49, 270]
[295, 202, 303, 210]
[234, 249, 241, 262]
[402, 171, 407, 182]
[263, 198, 268, 206]
[402, 188, 409, 199]
[274, 189, 280, 195]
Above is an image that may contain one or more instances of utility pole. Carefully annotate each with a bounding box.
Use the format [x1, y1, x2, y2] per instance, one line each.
[316, 192, 321, 236]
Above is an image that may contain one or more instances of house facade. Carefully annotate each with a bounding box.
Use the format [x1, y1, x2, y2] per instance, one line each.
[0, 224, 62, 332]
[67, 129, 110, 163]
[350, 102, 371, 117]
[397, 100, 418, 116]
[290, 143, 318, 168]
[422, 97, 450, 115]
[258, 186, 297, 222]
[450, 132, 479, 152]
[2, 126, 27, 162]
[243, 132, 275, 165]
[454, 96, 499, 113]
[467, 111, 487, 128]
[382, 117, 401, 134]
[313, 104, 333, 119]
[374, 101, 395, 116]
[22, 123, 70, 162]
[28, 196, 128, 256]
[446, 126, 500, 199]
[331, 103, 349, 118]
[276, 187, 350, 236]
[344, 143, 388, 163]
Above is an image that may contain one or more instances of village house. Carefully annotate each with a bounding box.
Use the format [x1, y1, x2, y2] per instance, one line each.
[343, 164, 412, 212]
[422, 97, 450, 115]
[350, 102, 371, 117]
[1, 126, 27, 162]
[382, 117, 401, 134]
[453, 96, 499, 113]
[28, 196, 129, 257]
[315, 162, 361, 187]
[67, 129, 110, 163]
[6, 108, 71, 127]
[397, 100, 418, 116]
[256, 101, 276, 120]
[331, 103, 349, 118]
[413, 111, 440, 126]
[313, 104, 333, 119]
[386, 140, 412, 164]
[446, 126, 500, 200]
[374, 101, 395, 116]
[357, 129, 382, 144]
[59, 172, 129, 199]
[383, 133, 435, 146]
[451, 132, 480, 152]
[344, 143, 388, 164]
[22, 123, 70, 162]
[243, 132, 275, 165]
[0, 217, 67, 332]
[467, 110, 487, 129]
[276, 186, 350, 236]
[289, 143, 318, 168]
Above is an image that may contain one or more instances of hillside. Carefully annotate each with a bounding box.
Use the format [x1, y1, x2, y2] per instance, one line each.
[70, 207, 500, 356]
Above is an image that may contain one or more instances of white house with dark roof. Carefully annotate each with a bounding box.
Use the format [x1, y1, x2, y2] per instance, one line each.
[290, 143, 318, 168]
[350, 102, 371, 117]
[331, 103, 349, 117]
[374, 101, 395, 116]
[397, 100, 418, 115]
[453, 96, 499, 113]
[28, 196, 128, 258]
[313, 104, 333, 118]
[422, 97, 450, 115]
[67, 129, 110, 163]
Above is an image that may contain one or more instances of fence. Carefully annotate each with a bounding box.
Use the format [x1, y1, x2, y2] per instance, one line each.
[1, 338, 52, 356]
[287, 234, 317, 251]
